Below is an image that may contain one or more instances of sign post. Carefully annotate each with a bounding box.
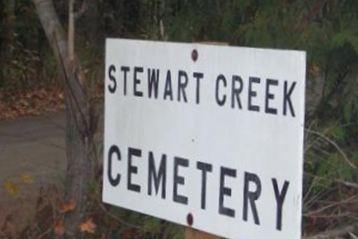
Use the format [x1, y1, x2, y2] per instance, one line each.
[103, 39, 306, 239]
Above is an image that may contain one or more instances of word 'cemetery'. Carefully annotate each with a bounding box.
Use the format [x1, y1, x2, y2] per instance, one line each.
[107, 145, 290, 231]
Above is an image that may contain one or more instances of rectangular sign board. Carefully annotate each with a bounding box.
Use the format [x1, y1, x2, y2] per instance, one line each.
[103, 39, 306, 239]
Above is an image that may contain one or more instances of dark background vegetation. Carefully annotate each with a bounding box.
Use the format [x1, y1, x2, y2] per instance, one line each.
[0, 0, 357, 238]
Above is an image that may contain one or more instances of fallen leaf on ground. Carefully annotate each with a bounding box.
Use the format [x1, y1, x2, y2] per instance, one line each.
[59, 200, 76, 213]
[54, 219, 65, 236]
[3, 181, 19, 197]
[20, 173, 34, 184]
[79, 217, 96, 234]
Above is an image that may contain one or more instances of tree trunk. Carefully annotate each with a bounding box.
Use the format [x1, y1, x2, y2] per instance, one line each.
[68, 0, 75, 62]
[0, 0, 15, 87]
[32, 0, 95, 238]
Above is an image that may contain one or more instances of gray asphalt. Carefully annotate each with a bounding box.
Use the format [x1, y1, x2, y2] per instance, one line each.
[0, 112, 66, 206]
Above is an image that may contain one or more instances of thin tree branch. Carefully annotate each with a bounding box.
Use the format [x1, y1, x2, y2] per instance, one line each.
[303, 223, 358, 239]
[304, 195, 357, 217]
[74, 0, 88, 20]
[296, 0, 328, 33]
[68, 0, 75, 62]
[98, 202, 141, 230]
[304, 172, 358, 189]
[305, 128, 357, 169]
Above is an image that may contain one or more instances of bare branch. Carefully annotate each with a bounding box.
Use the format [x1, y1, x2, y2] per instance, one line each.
[296, 0, 328, 33]
[68, 0, 75, 62]
[74, 0, 88, 20]
[305, 128, 357, 169]
[304, 172, 358, 189]
[98, 202, 141, 230]
[303, 223, 358, 239]
[304, 195, 357, 217]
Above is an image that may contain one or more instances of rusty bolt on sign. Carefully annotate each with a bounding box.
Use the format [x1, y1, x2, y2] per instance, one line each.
[187, 212, 194, 226]
[191, 49, 198, 62]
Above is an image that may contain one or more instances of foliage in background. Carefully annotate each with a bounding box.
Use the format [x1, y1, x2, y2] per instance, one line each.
[0, 0, 357, 237]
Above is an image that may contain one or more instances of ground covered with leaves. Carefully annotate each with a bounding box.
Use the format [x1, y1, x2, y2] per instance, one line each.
[0, 87, 65, 121]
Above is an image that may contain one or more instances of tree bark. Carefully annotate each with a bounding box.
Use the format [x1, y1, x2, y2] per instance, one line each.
[68, 0, 75, 62]
[0, 0, 15, 87]
[32, 0, 95, 238]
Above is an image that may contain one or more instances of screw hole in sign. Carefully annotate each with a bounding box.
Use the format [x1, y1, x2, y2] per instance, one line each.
[187, 212, 194, 226]
[191, 49, 198, 62]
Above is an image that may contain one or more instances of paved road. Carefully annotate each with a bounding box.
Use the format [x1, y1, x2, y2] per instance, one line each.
[0, 111, 104, 227]
[0, 112, 66, 208]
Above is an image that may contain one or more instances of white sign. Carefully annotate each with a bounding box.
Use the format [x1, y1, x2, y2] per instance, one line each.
[103, 39, 306, 239]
